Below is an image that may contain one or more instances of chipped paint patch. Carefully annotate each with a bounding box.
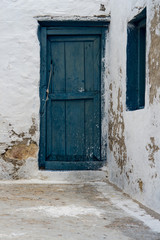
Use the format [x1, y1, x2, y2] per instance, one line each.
[2, 142, 38, 179]
[3, 143, 38, 162]
[29, 118, 38, 136]
[149, 5, 160, 104]
[146, 137, 160, 167]
[108, 86, 127, 173]
[1, 140, 38, 179]
[137, 179, 143, 192]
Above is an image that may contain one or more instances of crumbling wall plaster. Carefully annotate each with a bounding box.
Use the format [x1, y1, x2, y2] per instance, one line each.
[107, 0, 160, 214]
[108, 85, 127, 174]
[149, 5, 160, 104]
[107, 0, 129, 189]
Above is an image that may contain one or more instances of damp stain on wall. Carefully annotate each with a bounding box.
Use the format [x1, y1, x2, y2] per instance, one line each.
[149, 5, 160, 104]
[108, 84, 127, 173]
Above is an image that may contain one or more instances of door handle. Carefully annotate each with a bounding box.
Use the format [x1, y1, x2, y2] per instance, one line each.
[46, 60, 53, 100]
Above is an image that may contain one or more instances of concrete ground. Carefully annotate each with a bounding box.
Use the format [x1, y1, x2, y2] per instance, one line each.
[0, 171, 160, 240]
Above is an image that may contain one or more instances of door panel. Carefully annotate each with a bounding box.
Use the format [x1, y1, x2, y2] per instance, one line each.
[45, 34, 101, 170]
[66, 100, 85, 156]
[51, 101, 65, 156]
[50, 42, 65, 93]
[66, 42, 84, 92]
[85, 99, 94, 157]
[85, 42, 94, 91]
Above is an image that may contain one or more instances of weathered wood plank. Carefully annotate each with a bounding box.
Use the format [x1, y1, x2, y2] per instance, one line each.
[39, 27, 47, 168]
[51, 101, 66, 156]
[45, 161, 104, 170]
[65, 41, 84, 92]
[93, 37, 101, 160]
[66, 100, 85, 156]
[48, 92, 97, 100]
[51, 41, 65, 93]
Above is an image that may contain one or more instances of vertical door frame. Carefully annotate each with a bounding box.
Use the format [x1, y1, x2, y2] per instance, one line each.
[38, 20, 109, 169]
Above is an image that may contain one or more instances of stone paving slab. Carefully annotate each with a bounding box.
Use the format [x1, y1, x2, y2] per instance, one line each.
[0, 180, 160, 240]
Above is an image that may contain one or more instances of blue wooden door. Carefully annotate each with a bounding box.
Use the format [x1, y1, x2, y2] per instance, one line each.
[43, 32, 102, 170]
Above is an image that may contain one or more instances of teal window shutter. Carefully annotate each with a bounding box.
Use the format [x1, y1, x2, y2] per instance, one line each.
[126, 8, 146, 111]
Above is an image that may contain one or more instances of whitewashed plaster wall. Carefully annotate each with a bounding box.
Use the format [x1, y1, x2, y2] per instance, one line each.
[107, 0, 160, 214]
[0, 0, 110, 179]
[0, 0, 160, 214]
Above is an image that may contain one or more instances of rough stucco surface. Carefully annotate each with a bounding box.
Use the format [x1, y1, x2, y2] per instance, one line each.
[107, 0, 160, 214]
[0, 0, 160, 215]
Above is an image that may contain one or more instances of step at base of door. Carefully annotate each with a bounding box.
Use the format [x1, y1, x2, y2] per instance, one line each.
[38, 169, 107, 183]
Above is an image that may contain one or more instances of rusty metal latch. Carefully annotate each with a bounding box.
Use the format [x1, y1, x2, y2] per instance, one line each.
[46, 60, 53, 101]
[41, 60, 53, 116]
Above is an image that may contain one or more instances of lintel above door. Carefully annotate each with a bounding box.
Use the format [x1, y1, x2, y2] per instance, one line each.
[37, 16, 110, 27]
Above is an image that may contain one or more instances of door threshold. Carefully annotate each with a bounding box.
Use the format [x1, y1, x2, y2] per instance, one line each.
[38, 169, 107, 183]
